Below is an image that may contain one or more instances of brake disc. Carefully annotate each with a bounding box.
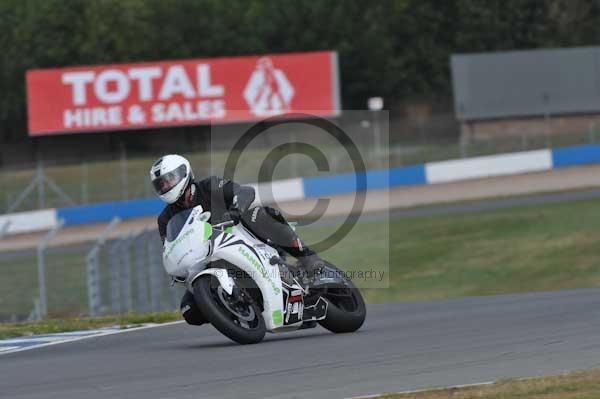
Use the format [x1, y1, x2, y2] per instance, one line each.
[217, 286, 256, 322]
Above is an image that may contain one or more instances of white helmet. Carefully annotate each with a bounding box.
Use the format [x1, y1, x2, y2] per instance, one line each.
[150, 154, 194, 204]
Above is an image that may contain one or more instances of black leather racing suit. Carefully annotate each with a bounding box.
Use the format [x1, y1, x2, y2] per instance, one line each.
[158, 176, 314, 326]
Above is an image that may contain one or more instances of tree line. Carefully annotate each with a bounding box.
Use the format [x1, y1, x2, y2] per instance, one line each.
[1, 0, 599, 142]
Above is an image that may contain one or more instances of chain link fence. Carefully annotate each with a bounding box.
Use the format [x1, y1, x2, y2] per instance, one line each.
[3, 112, 599, 213]
[0, 226, 183, 322]
[1, 110, 599, 321]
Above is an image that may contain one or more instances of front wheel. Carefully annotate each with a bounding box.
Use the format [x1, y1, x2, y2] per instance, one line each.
[317, 263, 366, 333]
[193, 275, 266, 344]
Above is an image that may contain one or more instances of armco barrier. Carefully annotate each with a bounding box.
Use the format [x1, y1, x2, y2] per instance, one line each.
[0, 209, 58, 235]
[251, 178, 305, 204]
[5, 143, 600, 234]
[424, 149, 552, 184]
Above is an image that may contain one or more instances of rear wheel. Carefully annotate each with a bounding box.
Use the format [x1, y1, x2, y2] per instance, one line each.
[193, 275, 265, 344]
[317, 263, 366, 333]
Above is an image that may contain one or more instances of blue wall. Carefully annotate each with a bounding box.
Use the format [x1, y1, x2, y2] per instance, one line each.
[57, 198, 163, 226]
[55, 144, 600, 227]
[552, 144, 600, 168]
[303, 165, 426, 198]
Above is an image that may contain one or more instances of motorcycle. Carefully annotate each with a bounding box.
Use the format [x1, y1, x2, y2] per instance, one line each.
[162, 205, 366, 344]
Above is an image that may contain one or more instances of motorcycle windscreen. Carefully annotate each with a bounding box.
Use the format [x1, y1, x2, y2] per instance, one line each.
[165, 209, 193, 243]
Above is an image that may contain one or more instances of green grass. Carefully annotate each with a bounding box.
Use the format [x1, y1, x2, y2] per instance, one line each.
[3, 196, 600, 330]
[379, 369, 600, 399]
[0, 311, 180, 340]
[299, 198, 600, 304]
[0, 243, 183, 322]
[0, 249, 90, 321]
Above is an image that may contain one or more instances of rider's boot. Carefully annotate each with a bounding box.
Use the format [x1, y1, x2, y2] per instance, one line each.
[180, 291, 207, 326]
[288, 238, 325, 285]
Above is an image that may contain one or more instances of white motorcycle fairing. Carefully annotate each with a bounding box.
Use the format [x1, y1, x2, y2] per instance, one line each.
[192, 269, 235, 295]
[162, 205, 286, 331]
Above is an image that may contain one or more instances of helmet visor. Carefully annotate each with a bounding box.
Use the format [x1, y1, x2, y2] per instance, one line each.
[152, 164, 188, 195]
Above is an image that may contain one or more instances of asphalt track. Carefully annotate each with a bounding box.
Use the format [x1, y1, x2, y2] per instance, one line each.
[2, 288, 600, 399]
[3, 189, 600, 397]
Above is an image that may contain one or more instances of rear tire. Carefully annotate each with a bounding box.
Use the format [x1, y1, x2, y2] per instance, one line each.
[193, 275, 266, 344]
[317, 263, 366, 333]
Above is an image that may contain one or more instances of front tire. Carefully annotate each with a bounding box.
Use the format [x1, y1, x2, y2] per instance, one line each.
[193, 275, 266, 344]
[317, 263, 366, 333]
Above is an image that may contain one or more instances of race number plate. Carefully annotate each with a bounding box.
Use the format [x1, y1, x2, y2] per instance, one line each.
[284, 290, 304, 325]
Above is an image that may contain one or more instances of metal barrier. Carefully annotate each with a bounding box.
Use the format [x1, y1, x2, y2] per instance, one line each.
[86, 217, 121, 316]
[3, 112, 599, 214]
[35, 221, 64, 319]
[0, 222, 183, 322]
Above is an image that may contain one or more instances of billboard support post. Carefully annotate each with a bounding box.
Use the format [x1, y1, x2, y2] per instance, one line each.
[542, 92, 552, 148]
[120, 141, 128, 201]
[81, 162, 89, 204]
[37, 161, 45, 209]
[368, 97, 384, 168]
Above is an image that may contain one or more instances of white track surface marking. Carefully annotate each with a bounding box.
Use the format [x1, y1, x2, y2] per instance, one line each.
[0, 320, 184, 356]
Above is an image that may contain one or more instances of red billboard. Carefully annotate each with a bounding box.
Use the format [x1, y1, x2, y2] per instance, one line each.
[26, 51, 340, 136]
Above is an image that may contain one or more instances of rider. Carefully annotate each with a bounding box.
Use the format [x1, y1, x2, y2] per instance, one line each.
[150, 154, 323, 326]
